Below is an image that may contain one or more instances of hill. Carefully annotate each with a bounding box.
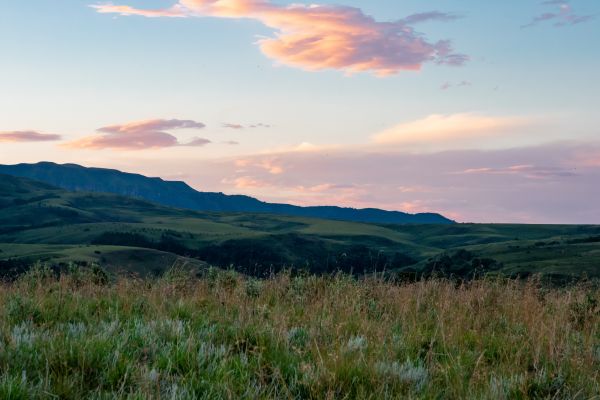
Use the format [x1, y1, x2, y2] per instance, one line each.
[0, 162, 454, 224]
[1, 174, 599, 281]
[0, 174, 436, 276]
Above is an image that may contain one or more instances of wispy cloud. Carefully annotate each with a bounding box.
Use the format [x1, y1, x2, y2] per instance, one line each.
[235, 157, 284, 174]
[400, 11, 461, 25]
[186, 137, 212, 146]
[91, 3, 188, 18]
[222, 176, 272, 189]
[92, 0, 467, 76]
[0, 131, 62, 142]
[440, 80, 472, 90]
[98, 119, 205, 133]
[455, 164, 577, 179]
[223, 123, 244, 130]
[65, 118, 209, 150]
[223, 122, 271, 129]
[523, 1, 595, 28]
[372, 113, 531, 146]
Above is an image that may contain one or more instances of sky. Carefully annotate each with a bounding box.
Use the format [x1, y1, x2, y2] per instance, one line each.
[1, 0, 599, 223]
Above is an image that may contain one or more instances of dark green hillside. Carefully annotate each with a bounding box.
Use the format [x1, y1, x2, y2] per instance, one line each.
[0, 162, 453, 224]
[0, 174, 430, 276]
[0, 174, 599, 280]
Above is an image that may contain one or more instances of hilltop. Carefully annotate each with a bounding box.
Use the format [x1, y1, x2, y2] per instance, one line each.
[0, 162, 453, 225]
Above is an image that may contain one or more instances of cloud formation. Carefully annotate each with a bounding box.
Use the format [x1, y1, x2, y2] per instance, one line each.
[91, 4, 188, 18]
[223, 123, 244, 130]
[455, 164, 577, 179]
[372, 113, 530, 146]
[235, 157, 284, 174]
[186, 137, 212, 146]
[523, 1, 595, 28]
[227, 176, 271, 189]
[202, 141, 600, 223]
[440, 80, 472, 91]
[66, 119, 209, 150]
[223, 123, 271, 129]
[92, 0, 467, 76]
[0, 131, 62, 143]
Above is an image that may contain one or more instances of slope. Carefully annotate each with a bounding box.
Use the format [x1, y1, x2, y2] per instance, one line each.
[0, 162, 453, 224]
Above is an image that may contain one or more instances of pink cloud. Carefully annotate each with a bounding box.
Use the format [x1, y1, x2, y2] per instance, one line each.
[301, 183, 355, 193]
[372, 113, 532, 146]
[455, 164, 577, 179]
[568, 149, 600, 168]
[225, 176, 271, 189]
[584, 158, 600, 167]
[91, 4, 188, 18]
[98, 119, 205, 133]
[65, 118, 209, 150]
[186, 137, 212, 146]
[257, 159, 284, 175]
[102, 140, 599, 223]
[223, 123, 244, 130]
[0, 131, 62, 142]
[234, 157, 284, 174]
[92, 0, 467, 76]
[223, 122, 271, 129]
[198, 141, 600, 223]
[256, 183, 371, 209]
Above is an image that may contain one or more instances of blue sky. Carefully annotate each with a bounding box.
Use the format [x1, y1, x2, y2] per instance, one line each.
[1, 0, 599, 222]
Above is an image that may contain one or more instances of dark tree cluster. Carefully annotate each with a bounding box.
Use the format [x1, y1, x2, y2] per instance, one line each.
[91, 231, 418, 277]
[421, 249, 503, 280]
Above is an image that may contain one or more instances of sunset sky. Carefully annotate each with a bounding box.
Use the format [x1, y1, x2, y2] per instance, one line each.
[1, 0, 599, 223]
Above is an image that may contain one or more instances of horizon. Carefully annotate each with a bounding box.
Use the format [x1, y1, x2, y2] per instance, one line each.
[1, 0, 599, 224]
[2, 160, 452, 217]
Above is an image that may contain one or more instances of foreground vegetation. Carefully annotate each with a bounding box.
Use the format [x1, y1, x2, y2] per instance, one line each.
[0, 267, 598, 399]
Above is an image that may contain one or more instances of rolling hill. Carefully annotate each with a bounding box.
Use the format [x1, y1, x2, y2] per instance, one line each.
[0, 174, 433, 276]
[1, 173, 599, 281]
[0, 162, 453, 224]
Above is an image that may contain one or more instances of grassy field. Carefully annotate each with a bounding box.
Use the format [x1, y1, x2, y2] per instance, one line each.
[0, 267, 598, 399]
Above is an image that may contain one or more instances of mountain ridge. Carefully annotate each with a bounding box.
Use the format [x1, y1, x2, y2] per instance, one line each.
[2, 172, 600, 281]
[0, 162, 454, 224]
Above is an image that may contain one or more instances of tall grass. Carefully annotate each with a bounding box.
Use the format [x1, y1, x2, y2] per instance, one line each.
[0, 267, 598, 399]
